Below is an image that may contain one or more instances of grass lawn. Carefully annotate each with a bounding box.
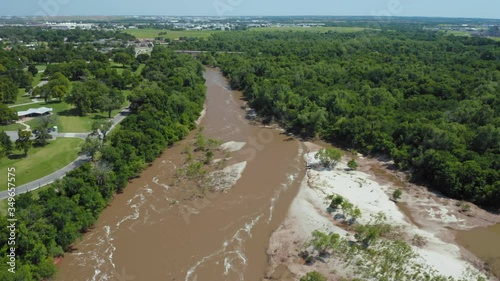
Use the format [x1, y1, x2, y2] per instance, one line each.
[32, 72, 44, 87]
[135, 63, 146, 75]
[110, 62, 128, 74]
[124, 29, 222, 39]
[0, 138, 84, 192]
[444, 30, 471, 37]
[11, 99, 127, 133]
[14, 88, 33, 105]
[248, 26, 369, 33]
[0, 123, 23, 131]
[110, 63, 145, 75]
[36, 65, 47, 71]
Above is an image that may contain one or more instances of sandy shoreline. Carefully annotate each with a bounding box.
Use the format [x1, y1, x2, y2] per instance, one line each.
[265, 142, 500, 281]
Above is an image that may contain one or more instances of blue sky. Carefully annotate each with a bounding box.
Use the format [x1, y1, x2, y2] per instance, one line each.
[1, 0, 499, 19]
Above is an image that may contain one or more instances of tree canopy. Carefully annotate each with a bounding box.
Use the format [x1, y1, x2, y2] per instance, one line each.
[175, 29, 500, 207]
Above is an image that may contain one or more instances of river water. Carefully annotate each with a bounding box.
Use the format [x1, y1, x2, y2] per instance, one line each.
[56, 67, 305, 281]
[456, 224, 500, 278]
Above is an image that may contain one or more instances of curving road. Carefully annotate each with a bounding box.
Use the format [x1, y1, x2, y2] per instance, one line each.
[0, 106, 130, 200]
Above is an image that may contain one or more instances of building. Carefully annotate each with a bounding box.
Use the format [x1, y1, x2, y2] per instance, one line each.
[17, 107, 53, 119]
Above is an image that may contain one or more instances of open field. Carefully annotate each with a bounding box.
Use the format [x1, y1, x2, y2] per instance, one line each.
[110, 62, 127, 74]
[248, 26, 369, 33]
[441, 30, 500, 42]
[124, 29, 223, 39]
[110, 62, 145, 75]
[124, 27, 367, 40]
[0, 138, 84, 192]
[446, 30, 472, 37]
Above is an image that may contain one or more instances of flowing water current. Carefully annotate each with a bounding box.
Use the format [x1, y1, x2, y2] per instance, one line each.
[56, 67, 306, 281]
[55, 67, 500, 281]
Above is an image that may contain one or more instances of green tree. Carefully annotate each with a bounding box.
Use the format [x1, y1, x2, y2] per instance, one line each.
[0, 77, 18, 103]
[326, 194, 344, 210]
[392, 189, 402, 202]
[50, 72, 71, 88]
[0, 103, 17, 124]
[347, 158, 358, 170]
[100, 89, 125, 118]
[309, 230, 341, 256]
[33, 127, 52, 146]
[0, 131, 13, 156]
[341, 200, 354, 217]
[349, 207, 362, 224]
[51, 85, 67, 101]
[136, 53, 150, 63]
[35, 83, 52, 102]
[28, 65, 38, 76]
[113, 52, 132, 67]
[16, 129, 33, 156]
[64, 83, 86, 112]
[33, 115, 57, 146]
[130, 60, 140, 72]
[33, 258, 57, 280]
[300, 271, 327, 281]
[315, 148, 343, 169]
[81, 136, 102, 162]
[91, 119, 113, 142]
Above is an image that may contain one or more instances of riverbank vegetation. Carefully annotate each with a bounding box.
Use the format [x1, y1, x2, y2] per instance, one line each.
[0, 47, 205, 280]
[302, 219, 486, 281]
[174, 129, 228, 196]
[175, 29, 500, 208]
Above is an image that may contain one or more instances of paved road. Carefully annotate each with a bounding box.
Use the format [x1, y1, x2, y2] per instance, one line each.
[3, 131, 89, 142]
[8, 99, 44, 108]
[0, 106, 131, 199]
[0, 155, 91, 200]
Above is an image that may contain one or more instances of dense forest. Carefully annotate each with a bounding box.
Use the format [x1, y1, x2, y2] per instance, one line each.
[0, 27, 134, 44]
[0, 47, 205, 280]
[174, 29, 500, 207]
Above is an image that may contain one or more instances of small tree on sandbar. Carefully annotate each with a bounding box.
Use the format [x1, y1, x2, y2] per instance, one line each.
[315, 148, 343, 169]
[392, 189, 402, 202]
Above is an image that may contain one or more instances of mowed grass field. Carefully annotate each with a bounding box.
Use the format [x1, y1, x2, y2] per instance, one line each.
[125, 29, 222, 39]
[125, 27, 368, 39]
[247, 26, 369, 33]
[15, 88, 34, 105]
[0, 138, 84, 191]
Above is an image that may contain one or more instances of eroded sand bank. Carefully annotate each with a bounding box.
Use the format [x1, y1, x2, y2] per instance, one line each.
[266, 142, 500, 281]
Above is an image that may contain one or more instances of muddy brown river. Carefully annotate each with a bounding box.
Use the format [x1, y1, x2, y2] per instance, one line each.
[55, 67, 500, 281]
[456, 224, 500, 278]
[56, 67, 305, 281]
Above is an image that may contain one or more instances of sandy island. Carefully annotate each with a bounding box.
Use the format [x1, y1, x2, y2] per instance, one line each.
[265, 142, 500, 281]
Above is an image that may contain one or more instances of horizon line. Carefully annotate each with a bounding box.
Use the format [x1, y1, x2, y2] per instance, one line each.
[0, 15, 499, 21]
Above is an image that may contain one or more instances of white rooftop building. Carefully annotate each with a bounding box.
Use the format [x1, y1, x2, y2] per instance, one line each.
[18, 107, 53, 118]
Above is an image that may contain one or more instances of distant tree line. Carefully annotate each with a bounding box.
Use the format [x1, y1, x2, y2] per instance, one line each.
[0, 27, 134, 44]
